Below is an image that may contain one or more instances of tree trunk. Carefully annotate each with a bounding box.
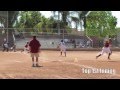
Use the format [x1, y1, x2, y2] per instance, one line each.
[58, 12, 60, 35]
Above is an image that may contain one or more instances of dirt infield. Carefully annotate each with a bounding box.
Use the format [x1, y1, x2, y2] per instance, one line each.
[0, 50, 120, 79]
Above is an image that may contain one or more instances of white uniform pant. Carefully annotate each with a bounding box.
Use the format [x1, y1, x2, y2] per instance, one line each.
[100, 47, 111, 55]
[60, 46, 66, 52]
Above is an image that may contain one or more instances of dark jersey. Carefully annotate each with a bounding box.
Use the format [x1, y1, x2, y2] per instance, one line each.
[104, 42, 109, 47]
[29, 39, 41, 53]
[25, 44, 28, 48]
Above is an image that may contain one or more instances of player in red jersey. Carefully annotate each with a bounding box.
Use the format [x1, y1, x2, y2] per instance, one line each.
[29, 36, 41, 67]
[96, 40, 112, 60]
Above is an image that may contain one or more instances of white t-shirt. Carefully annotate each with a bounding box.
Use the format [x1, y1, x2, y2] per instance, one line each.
[59, 42, 66, 49]
[4, 43, 8, 48]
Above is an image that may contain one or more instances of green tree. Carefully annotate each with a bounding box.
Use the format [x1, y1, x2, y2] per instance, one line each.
[14, 11, 71, 35]
[52, 11, 71, 34]
[86, 11, 117, 38]
[71, 16, 79, 30]
[14, 11, 40, 34]
[14, 11, 42, 31]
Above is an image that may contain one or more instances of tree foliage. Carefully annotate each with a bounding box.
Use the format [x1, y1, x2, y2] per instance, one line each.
[14, 11, 53, 32]
[86, 11, 117, 38]
[14, 11, 117, 37]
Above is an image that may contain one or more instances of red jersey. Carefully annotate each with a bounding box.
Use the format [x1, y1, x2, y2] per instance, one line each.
[104, 42, 109, 47]
[29, 39, 41, 53]
[25, 44, 28, 48]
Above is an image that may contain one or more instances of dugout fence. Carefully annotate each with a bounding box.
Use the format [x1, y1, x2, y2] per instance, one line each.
[0, 28, 120, 49]
[13, 28, 91, 49]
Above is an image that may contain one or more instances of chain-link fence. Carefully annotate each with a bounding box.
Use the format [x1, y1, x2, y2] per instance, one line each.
[13, 28, 88, 49]
[0, 28, 120, 49]
[85, 28, 119, 48]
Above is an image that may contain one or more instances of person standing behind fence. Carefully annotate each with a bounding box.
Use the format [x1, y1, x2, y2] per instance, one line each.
[29, 36, 41, 67]
[58, 40, 66, 57]
[2, 38, 6, 52]
[86, 40, 91, 48]
[2, 38, 9, 52]
[72, 39, 76, 48]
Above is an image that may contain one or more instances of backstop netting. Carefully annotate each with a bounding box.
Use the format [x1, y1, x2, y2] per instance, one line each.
[13, 28, 92, 49]
[0, 28, 120, 49]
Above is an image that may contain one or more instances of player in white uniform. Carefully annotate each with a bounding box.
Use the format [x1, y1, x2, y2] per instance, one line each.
[58, 40, 66, 57]
[96, 41, 112, 60]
